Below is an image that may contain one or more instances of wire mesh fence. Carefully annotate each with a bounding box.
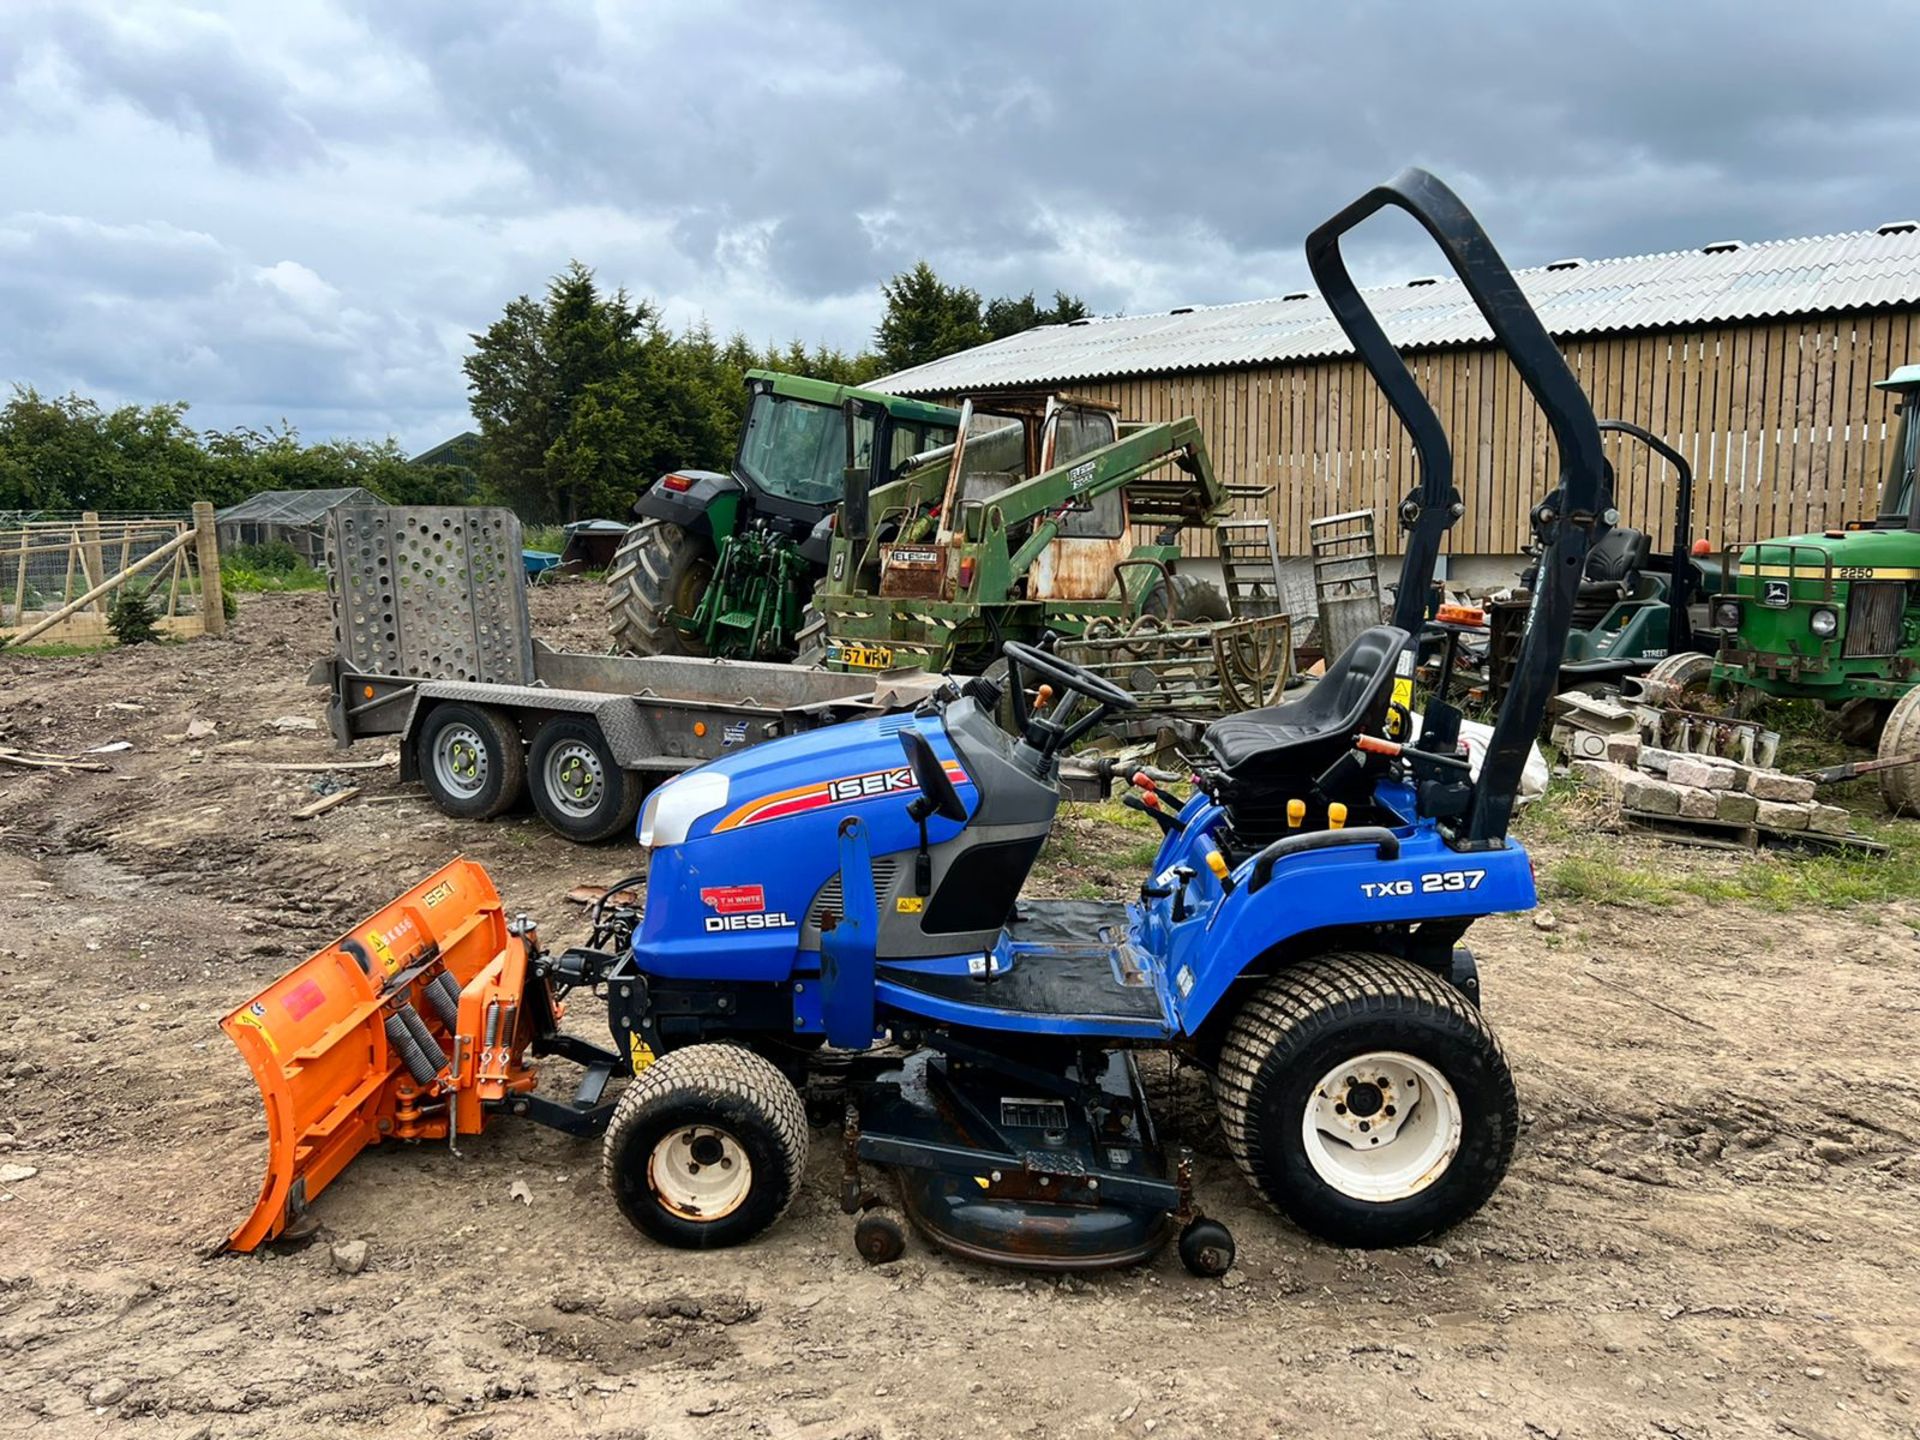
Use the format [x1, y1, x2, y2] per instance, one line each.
[1, 510, 219, 646]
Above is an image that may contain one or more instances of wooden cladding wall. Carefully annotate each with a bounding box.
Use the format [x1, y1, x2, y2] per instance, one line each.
[1054, 308, 1920, 557]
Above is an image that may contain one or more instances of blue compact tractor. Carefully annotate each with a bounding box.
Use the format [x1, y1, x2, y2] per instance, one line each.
[225, 169, 1612, 1276]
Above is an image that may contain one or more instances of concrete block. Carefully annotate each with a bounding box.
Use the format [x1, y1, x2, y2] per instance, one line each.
[1571, 759, 1632, 796]
[1603, 733, 1643, 766]
[1621, 772, 1683, 816]
[1679, 787, 1719, 819]
[1638, 747, 1681, 776]
[1755, 799, 1810, 831]
[1667, 755, 1738, 791]
[1716, 791, 1759, 825]
[1807, 803, 1851, 835]
[1747, 769, 1817, 803]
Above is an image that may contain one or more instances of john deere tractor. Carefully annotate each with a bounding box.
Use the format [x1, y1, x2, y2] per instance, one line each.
[1676, 365, 1920, 811]
[604, 371, 959, 660]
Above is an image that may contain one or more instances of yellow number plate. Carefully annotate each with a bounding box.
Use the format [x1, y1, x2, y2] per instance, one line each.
[832, 642, 895, 670]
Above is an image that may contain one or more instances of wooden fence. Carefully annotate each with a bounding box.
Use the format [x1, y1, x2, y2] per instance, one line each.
[1, 501, 226, 647]
[1063, 306, 1920, 557]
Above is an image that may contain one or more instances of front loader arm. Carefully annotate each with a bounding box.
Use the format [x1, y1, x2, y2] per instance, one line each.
[969, 419, 1228, 539]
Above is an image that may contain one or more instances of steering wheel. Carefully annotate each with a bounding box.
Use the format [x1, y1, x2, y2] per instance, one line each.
[1001, 640, 1138, 715]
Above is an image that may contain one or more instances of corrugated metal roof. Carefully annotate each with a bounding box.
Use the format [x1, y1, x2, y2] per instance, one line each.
[216, 487, 381, 525]
[877, 226, 1920, 396]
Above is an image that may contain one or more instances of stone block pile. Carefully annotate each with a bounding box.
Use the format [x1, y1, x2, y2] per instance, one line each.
[1570, 732, 1850, 836]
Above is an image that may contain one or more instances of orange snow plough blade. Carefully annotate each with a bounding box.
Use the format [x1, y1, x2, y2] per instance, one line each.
[222, 858, 545, 1251]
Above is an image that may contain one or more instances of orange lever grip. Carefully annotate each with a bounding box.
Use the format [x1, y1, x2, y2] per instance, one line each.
[1131, 770, 1155, 790]
[1033, 684, 1054, 711]
[1355, 734, 1402, 756]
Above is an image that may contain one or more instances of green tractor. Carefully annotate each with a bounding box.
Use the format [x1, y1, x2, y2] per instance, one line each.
[1667, 365, 1920, 811]
[604, 370, 959, 660]
[812, 391, 1248, 676]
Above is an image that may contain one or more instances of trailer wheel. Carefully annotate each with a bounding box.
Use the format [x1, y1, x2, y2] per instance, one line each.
[415, 703, 524, 820]
[602, 1044, 809, 1250]
[605, 519, 713, 658]
[1878, 687, 1920, 815]
[527, 716, 646, 843]
[1214, 952, 1517, 1249]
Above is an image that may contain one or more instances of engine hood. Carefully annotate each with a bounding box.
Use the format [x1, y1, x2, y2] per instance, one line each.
[1738, 528, 1920, 578]
[633, 707, 977, 981]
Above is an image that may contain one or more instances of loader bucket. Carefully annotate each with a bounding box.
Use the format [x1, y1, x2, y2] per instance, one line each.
[221, 858, 510, 1251]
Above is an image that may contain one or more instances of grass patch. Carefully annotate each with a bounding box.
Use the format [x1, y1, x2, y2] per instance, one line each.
[523, 524, 567, 552]
[1, 640, 111, 657]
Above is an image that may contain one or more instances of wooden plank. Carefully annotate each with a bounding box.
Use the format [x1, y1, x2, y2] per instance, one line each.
[292, 786, 361, 820]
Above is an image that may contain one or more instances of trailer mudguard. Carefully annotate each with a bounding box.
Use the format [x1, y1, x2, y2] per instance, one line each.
[221, 859, 533, 1251]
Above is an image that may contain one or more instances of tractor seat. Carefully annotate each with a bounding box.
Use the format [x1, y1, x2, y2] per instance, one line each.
[1577, 524, 1649, 595]
[1202, 625, 1409, 776]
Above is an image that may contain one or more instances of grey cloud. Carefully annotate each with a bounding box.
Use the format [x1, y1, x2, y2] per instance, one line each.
[1, 0, 1917, 449]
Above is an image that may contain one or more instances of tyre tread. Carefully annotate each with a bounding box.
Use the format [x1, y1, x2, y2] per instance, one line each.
[601, 1043, 809, 1233]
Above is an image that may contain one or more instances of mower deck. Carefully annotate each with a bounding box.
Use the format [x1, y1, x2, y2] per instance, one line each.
[876, 900, 1169, 1037]
[851, 1048, 1181, 1271]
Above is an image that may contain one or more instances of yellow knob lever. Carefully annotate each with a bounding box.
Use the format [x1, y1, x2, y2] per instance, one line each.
[1286, 798, 1305, 830]
[1328, 802, 1348, 830]
[1204, 850, 1230, 881]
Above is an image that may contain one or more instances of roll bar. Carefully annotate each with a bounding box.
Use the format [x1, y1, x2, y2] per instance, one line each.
[1595, 418, 1697, 660]
[1304, 167, 1607, 847]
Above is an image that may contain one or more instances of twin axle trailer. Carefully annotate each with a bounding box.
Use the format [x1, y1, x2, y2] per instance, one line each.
[317, 505, 942, 841]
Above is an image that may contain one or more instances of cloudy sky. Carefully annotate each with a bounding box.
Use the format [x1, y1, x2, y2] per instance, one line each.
[2, 0, 1914, 452]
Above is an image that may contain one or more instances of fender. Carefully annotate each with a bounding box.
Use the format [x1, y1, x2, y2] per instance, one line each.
[1161, 826, 1535, 1033]
[633, 469, 741, 533]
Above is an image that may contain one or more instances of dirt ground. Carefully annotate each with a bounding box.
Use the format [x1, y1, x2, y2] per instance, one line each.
[1, 586, 1916, 1440]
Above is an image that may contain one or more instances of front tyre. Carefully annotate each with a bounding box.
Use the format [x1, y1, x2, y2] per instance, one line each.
[1878, 687, 1920, 815]
[1214, 953, 1517, 1248]
[602, 1045, 809, 1250]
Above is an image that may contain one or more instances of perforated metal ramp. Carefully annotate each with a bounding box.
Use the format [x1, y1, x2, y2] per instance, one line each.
[326, 506, 534, 683]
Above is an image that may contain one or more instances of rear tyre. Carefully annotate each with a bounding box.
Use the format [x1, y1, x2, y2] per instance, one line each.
[414, 703, 524, 820]
[1877, 687, 1920, 815]
[527, 716, 646, 843]
[602, 1044, 809, 1250]
[1141, 572, 1231, 625]
[605, 519, 714, 657]
[1214, 952, 1517, 1249]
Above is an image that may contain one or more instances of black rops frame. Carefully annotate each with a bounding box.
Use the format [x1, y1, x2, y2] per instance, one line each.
[1594, 418, 1698, 661]
[1304, 167, 1608, 847]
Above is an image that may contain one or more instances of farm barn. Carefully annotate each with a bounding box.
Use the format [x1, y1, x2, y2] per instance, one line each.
[877, 223, 1920, 586]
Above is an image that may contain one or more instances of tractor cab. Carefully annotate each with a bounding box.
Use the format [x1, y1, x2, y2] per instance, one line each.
[1872, 365, 1920, 530]
[607, 371, 959, 662]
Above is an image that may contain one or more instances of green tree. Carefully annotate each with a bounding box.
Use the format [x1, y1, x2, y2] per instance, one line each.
[874, 263, 1090, 372]
[874, 262, 988, 372]
[984, 289, 1090, 341]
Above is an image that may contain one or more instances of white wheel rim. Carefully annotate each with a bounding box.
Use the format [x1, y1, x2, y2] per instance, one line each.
[431, 723, 488, 797]
[647, 1126, 752, 1221]
[1301, 1051, 1462, 1203]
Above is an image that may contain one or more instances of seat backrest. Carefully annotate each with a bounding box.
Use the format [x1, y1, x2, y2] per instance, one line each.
[1279, 624, 1409, 735]
[1583, 525, 1649, 585]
